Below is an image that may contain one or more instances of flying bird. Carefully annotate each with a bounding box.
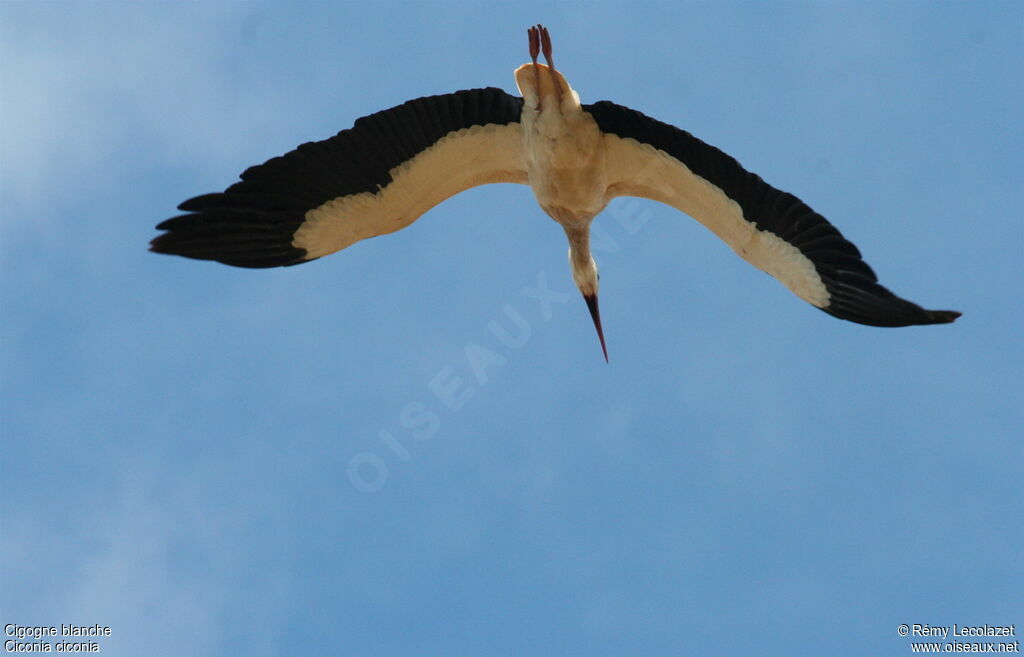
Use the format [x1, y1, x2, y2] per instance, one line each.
[151, 25, 959, 360]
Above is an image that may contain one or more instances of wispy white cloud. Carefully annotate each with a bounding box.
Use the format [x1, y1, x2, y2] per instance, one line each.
[0, 5, 302, 229]
[2, 451, 293, 656]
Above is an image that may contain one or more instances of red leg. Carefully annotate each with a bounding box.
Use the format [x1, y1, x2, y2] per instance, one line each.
[538, 26, 562, 104]
[529, 25, 542, 108]
[539, 25, 554, 70]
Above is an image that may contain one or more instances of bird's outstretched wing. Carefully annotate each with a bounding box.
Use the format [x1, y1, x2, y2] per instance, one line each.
[587, 101, 959, 327]
[151, 87, 527, 268]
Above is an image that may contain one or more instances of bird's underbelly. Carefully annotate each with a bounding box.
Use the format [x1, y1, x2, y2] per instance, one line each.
[525, 141, 608, 225]
[521, 105, 609, 225]
[529, 165, 608, 225]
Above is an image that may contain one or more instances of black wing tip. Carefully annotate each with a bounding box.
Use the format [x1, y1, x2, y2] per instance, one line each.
[920, 308, 962, 325]
[821, 294, 963, 328]
[149, 230, 186, 256]
[177, 193, 215, 212]
[149, 220, 310, 269]
[149, 233, 172, 254]
[823, 306, 963, 328]
[818, 275, 962, 327]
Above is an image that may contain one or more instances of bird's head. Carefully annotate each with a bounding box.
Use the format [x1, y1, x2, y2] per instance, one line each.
[570, 249, 600, 297]
[568, 247, 607, 362]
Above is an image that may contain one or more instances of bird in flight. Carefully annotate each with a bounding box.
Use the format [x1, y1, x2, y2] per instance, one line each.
[151, 25, 959, 360]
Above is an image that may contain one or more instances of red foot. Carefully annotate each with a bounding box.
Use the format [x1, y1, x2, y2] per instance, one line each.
[527, 25, 562, 106]
[539, 25, 554, 70]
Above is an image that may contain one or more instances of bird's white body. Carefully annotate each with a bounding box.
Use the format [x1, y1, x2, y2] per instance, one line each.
[517, 66, 606, 223]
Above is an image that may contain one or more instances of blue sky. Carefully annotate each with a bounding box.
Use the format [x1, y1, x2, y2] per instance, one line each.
[1, 2, 1020, 655]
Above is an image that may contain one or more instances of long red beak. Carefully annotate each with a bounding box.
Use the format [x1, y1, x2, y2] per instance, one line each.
[583, 293, 608, 362]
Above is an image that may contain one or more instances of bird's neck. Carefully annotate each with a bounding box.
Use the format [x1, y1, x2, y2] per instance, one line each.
[565, 225, 598, 294]
[565, 224, 591, 261]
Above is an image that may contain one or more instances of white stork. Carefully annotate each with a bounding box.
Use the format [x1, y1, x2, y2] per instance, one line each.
[152, 25, 960, 360]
